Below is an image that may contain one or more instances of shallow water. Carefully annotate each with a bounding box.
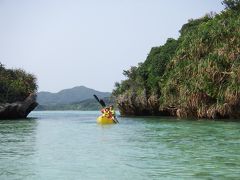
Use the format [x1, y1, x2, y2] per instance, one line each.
[0, 111, 240, 180]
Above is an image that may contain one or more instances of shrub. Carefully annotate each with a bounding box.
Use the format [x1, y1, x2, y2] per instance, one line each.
[0, 63, 37, 103]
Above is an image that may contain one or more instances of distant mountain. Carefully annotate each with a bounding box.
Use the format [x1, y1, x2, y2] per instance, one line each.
[35, 97, 115, 111]
[37, 86, 111, 106]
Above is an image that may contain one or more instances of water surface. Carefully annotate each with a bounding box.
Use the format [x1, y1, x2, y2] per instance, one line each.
[0, 111, 240, 179]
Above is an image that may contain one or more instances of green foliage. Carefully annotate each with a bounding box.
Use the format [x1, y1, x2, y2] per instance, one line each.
[161, 5, 239, 110]
[222, 0, 240, 10]
[0, 63, 37, 103]
[179, 15, 212, 35]
[113, 38, 179, 96]
[113, 1, 240, 118]
[143, 38, 179, 91]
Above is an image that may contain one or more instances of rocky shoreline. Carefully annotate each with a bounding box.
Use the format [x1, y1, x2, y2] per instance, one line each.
[116, 90, 240, 120]
[0, 94, 38, 119]
[117, 90, 176, 117]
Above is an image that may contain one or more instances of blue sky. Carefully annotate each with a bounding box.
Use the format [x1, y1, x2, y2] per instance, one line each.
[0, 0, 224, 92]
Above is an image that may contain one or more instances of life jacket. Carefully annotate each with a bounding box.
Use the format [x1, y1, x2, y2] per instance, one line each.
[104, 110, 112, 118]
[110, 109, 115, 116]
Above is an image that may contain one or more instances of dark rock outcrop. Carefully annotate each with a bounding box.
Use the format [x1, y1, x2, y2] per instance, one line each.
[0, 94, 38, 119]
[117, 90, 173, 116]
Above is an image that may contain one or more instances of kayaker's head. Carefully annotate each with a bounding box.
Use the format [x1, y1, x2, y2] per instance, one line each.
[109, 105, 113, 109]
[105, 107, 110, 111]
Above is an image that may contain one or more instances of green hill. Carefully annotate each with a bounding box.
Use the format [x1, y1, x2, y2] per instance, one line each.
[37, 86, 111, 105]
[35, 97, 114, 111]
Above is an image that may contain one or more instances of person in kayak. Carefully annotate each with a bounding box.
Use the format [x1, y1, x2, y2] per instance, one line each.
[109, 105, 116, 120]
[101, 107, 112, 119]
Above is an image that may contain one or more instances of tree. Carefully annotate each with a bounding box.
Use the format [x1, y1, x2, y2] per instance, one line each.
[222, 0, 240, 10]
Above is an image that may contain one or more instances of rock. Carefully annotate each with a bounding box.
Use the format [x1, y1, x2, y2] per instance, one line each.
[0, 94, 38, 119]
[116, 89, 240, 119]
[116, 90, 174, 116]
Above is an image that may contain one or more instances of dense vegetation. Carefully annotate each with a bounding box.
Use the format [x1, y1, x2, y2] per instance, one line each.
[113, 0, 240, 119]
[0, 63, 37, 103]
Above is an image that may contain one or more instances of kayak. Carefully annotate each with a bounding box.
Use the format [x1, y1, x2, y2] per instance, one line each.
[97, 115, 115, 124]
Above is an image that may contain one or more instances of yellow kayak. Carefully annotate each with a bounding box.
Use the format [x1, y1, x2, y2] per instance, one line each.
[97, 116, 115, 124]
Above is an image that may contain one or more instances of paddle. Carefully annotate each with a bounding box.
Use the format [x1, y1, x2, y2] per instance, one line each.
[93, 94, 106, 107]
[93, 94, 118, 123]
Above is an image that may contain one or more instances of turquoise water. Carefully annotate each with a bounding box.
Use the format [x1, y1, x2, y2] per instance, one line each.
[0, 111, 240, 180]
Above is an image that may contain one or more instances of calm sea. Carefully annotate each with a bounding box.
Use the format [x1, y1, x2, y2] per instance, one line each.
[0, 111, 240, 180]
